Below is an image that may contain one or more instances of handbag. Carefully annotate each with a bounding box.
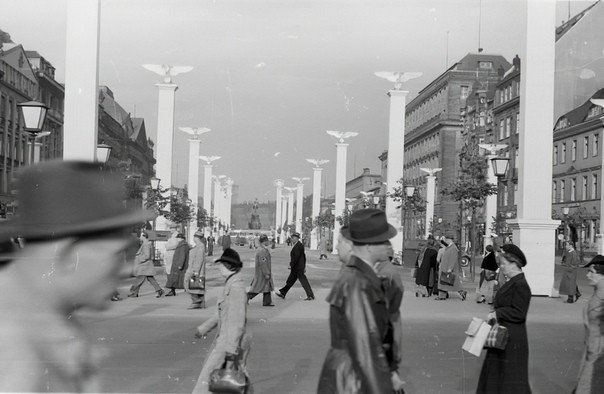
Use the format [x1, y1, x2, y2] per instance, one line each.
[209, 359, 250, 394]
[484, 323, 509, 350]
[439, 271, 456, 286]
[462, 317, 490, 357]
[189, 273, 205, 291]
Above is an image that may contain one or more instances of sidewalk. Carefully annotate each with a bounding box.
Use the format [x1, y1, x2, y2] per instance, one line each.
[78, 247, 588, 393]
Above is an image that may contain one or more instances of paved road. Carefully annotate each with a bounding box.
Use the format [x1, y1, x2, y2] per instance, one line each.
[77, 245, 589, 393]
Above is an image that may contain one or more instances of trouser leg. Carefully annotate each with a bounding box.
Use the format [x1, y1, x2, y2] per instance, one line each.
[146, 276, 162, 291]
[298, 271, 314, 298]
[129, 275, 146, 294]
[279, 269, 298, 296]
[262, 292, 272, 305]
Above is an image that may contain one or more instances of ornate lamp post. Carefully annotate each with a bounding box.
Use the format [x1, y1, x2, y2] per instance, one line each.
[96, 142, 112, 164]
[17, 101, 49, 165]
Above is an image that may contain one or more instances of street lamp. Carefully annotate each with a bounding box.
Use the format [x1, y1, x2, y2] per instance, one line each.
[562, 206, 570, 242]
[491, 157, 510, 177]
[96, 142, 112, 164]
[373, 195, 381, 209]
[17, 100, 49, 165]
[150, 176, 161, 190]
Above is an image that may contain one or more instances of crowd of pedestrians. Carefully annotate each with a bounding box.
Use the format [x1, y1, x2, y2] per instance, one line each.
[0, 161, 601, 394]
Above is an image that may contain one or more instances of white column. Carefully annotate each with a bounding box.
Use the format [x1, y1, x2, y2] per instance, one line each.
[292, 177, 309, 233]
[225, 178, 234, 231]
[307, 160, 328, 250]
[421, 167, 441, 239]
[510, 1, 559, 296]
[186, 138, 202, 243]
[274, 179, 284, 242]
[281, 196, 288, 243]
[386, 90, 409, 256]
[63, 0, 100, 161]
[285, 188, 295, 226]
[333, 143, 349, 254]
[213, 176, 223, 234]
[155, 84, 178, 188]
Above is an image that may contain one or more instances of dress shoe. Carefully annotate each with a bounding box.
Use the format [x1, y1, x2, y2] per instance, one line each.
[576, 293, 581, 302]
[111, 295, 122, 301]
[476, 297, 486, 304]
[127, 293, 138, 298]
[303, 296, 315, 301]
[566, 296, 575, 304]
[274, 291, 285, 300]
[156, 289, 165, 298]
[459, 290, 467, 301]
[187, 304, 202, 310]
[165, 289, 176, 297]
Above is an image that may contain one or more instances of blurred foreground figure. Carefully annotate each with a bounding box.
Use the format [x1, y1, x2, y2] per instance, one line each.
[317, 209, 404, 393]
[0, 161, 153, 392]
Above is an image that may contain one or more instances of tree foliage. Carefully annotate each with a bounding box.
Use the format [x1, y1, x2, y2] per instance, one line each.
[389, 179, 427, 214]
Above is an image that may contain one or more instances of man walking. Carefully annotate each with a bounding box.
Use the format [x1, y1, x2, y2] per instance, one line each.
[248, 234, 274, 306]
[207, 233, 215, 256]
[274, 232, 315, 301]
[129, 232, 164, 298]
[317, 209, 404, 393]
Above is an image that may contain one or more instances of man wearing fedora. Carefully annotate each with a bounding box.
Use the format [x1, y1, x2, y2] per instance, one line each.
[274, 231, 315, 301]
[317, 209, 404, 393]
[0, 160, 154, 392]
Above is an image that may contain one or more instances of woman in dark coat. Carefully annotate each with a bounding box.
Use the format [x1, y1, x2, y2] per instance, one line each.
[477, 244, 532, 394]
[165, 233, 189, 296]
[415, 238, 438, 297]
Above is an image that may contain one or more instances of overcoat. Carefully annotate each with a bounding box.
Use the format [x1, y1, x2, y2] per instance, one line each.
[166, 240, 189, 289]
[164, 235, 180, 274]
[438, 242, 461, 292]
[559, 248, 580, 296]
[477, 272, 532, 394]
[221, 234, 231, 250]
[416, 245, 438, 289]
[575, 293, 604, 393]
[132, 240, 155, 276]
[317, 256, 394, 394]
[249, 245, 273, 293]
[185, 242, 206, 295]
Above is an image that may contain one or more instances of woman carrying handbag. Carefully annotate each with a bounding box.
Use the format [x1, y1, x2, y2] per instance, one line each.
[185, 232, 206, 309]
[193, 248, 252, 394]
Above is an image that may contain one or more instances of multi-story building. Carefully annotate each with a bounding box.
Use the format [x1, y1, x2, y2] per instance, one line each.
[396, 53, 511, 238]
[552, 89, 604, 254]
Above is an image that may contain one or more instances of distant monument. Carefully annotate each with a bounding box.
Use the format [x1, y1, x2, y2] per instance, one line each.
[248, 198, 262, 229]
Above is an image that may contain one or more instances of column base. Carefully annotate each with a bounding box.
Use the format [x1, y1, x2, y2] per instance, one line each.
[310, 228, 318, 250]
[508, 218, 560, 296]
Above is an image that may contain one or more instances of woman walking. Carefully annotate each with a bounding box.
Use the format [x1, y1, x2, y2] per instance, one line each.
[415, 238, 438, 297]
[559, 240, 581, 303]
[185, 232, 206, 309]
[477, 244, 532, 393]
[193, 248, 251, 394]
[165, 233, 189, 296]
[574, 255, 604, 393]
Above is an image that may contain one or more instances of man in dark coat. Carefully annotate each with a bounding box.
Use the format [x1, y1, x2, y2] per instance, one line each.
[317, 209, 404, 393]
[415, 238, 438, 297]
[207, 234, 215, 256]
[274, 232, 315, 301]
[221, 231, 231, 250]
[165, 233, 189, 296]
[247, 235, 274, 306]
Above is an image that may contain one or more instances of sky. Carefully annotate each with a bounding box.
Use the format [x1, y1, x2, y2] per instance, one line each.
[0, 0, 594, 202]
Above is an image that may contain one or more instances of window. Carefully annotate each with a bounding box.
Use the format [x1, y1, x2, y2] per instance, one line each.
[595, 134, 600, 157]
[516, 111, 520, 134]
[553, 181, 558, 203]
[478, 61, 493, 69]
[505, 117, 511, 138]
[583, 176, 588, 200]
[460, 85, 470, 100]
[572, 140, 577, 161]
[499, 119, 505, 141]
[593, 174, 598, 200]
[560, 180, 566, 202]
[561, 143, 567, 163]
[584, 136, 589, 159]
[571, 178, 576, 201]
[553, 145, 558, 165]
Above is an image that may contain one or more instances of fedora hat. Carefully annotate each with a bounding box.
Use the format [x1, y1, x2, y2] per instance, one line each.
[341, 208, 397, 244]
[291, 232, 301, 238]
[0, 160, 155, 240]
[215, 248, 243, 268]
[582, 254, 604, 268]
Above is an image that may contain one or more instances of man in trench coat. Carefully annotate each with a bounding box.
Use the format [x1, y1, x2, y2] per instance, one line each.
[247, 235, 274, 306]
[317, 209, 404, 393]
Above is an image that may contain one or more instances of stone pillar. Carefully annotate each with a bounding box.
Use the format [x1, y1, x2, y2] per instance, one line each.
[281, 196, 288, 243]
[333, 143, 349, 254]
[213, 176, 223, 235]
[308, 162, 327, 250]
[292, 177, 309, 234]
[63, 0, 100, 161]
[386, 90, 409, 256]
[225, 178, 233, 231]
[203, 165, 213, 236]
[286, 188, 295, 227]
[186, 138, 202, 243]
[421, 168, 441, 239]
[274, 179, 284, 242]
[510, 0, 559, 296]
[155, 84, 178, 189]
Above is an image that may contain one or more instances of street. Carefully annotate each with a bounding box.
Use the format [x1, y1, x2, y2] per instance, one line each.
[78, 244, 587, 393]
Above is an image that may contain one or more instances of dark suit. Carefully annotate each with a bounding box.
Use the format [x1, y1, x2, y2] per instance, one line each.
[278, 240, 314, 298]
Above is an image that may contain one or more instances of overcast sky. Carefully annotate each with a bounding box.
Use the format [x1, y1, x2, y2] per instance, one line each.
[0, 0, 593, 202]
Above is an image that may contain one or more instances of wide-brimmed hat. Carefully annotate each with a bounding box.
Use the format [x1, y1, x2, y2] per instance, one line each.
[582, 254, 604, 268]
[215, 248, 243, 268]
[0, 160, 155, 240]
[341, 208, 397, 244]
[291, 232, 301, 238]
